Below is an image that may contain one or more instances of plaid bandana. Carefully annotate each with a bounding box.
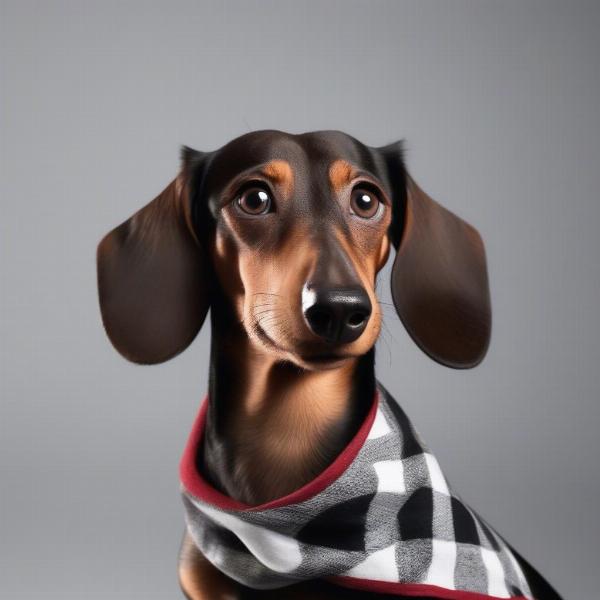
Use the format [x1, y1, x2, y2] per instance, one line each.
[180, 384, 534, 599]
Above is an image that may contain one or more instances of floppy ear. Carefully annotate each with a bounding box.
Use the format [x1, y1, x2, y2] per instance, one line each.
[97, 148, 210, 364]
[379, 143, 491, 369]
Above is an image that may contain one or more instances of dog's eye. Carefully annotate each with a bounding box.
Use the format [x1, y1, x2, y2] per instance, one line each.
[350, 188, 380, 219]
[236, 187, 272, 215]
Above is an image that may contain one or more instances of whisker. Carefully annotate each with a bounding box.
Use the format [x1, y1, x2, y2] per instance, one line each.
[381, 318, 398, 346]
[252, 292, 282, 297]
[253, 308, 277, 316]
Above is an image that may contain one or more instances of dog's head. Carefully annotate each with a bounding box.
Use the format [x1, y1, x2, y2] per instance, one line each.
[97, 130, 490, 370]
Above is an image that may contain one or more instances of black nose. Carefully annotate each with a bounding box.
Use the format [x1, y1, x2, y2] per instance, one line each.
[303, 286, 372, 344]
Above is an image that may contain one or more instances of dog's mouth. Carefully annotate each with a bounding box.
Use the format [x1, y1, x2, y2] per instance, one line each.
[297, 352, 355, 370]
[254, 321, 357, 370]
[254, 322, 288, 353]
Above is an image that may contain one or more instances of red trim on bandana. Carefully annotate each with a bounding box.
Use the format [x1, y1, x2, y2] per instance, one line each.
[180, 389, 379, 511]
[330, 576, 531, 600]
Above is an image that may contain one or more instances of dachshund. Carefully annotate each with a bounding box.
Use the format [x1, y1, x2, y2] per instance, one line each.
[97, 130, 562, 600]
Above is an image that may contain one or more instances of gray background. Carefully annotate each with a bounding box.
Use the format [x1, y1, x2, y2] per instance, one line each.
[1, 1, 598, 598]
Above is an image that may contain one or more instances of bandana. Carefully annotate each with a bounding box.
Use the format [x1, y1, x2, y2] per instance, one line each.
[180, 384, 534, 599]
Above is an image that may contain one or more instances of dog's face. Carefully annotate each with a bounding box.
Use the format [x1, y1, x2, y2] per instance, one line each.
[97, 130, 491, 370]
[197, 131, 391, 369]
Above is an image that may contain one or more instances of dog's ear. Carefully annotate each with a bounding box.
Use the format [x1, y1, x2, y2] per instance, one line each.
[97, 148, 210, 364]
[379, 142, 491, 369]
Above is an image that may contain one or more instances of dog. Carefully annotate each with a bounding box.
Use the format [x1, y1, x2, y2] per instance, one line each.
[97, 130, 562, 600]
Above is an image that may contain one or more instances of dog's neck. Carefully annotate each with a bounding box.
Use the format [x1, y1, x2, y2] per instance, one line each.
[200, 307, 375, 505]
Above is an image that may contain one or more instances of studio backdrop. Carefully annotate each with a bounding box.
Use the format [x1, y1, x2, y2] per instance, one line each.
[1, 1, 599, 599]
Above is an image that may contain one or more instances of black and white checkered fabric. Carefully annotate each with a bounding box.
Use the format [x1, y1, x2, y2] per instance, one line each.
[181, 383, 534, 598]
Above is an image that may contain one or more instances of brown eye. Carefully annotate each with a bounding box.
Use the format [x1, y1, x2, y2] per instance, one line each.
[350, 188, 380, 219]
[236, 187, 272, 215]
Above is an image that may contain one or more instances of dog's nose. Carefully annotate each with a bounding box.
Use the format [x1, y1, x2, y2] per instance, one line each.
[303, 286, 372, 344]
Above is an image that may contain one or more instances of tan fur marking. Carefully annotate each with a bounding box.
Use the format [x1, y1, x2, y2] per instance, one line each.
[328, 159, 357, 194]
[261, 160, 294, 196]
